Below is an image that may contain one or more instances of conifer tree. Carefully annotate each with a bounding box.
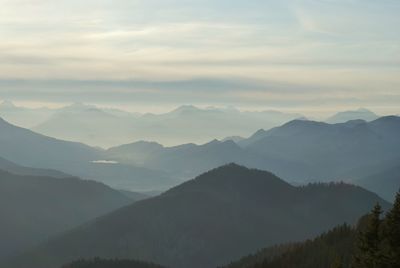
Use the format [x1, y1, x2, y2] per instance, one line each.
[352, 203, 383, 268]
[381, 191, 400, 267]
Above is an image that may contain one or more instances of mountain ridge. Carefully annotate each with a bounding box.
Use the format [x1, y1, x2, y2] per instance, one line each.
[0, 169, 133, 261]
[5, 164, 390, 268]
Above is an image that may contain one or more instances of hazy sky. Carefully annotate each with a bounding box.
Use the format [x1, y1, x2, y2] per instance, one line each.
[0, 0, 399, 115]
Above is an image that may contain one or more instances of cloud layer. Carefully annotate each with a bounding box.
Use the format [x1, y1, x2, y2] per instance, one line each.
[0, 0, 399, 115]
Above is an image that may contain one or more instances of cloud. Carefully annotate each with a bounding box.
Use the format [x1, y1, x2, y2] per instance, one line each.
[0, 0, 399, 115]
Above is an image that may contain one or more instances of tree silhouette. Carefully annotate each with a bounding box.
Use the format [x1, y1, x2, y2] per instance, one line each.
[381, 191, 400, 267]
[352, 203, 383, 268]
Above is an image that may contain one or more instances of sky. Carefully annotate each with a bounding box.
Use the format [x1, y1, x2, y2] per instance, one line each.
[0, 0, 399, 116]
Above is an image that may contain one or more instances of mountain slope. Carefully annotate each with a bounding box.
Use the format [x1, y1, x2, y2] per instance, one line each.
[0, 156, 70, 178]
[355, 163, 400, 202]
[0, 116, 100, 170]
[224, 193, 400, 268]
[0, 170, 132, 260]
[6, 164, 389, 268]
[0, 117, 176, 191]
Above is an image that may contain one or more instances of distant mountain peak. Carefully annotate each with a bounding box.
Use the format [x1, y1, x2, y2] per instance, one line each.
[221, 136, 245, 143]
[167, 163, 292, 196]
[326, 108, 379, 123]
[63, 102, 98, 111]
[282, 119, 327, 129]
[295, 116, 309, 121]
[251, 129, 267, 138]
[171, 105, 201, 114]
[203, 139, 221, 146]
[132, 140, 163, 146]
[357, 107, 372, 112]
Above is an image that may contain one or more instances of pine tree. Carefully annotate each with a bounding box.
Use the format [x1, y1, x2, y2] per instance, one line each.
[381, 191, 400, 267]
[352, 203, 383, 268]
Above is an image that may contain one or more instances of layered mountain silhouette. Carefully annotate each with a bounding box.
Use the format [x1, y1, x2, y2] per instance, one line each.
[107, 139, 308, 180]
[107, 116, 400, 196]
[0, 117, 176, 191]
[0, 170, 133, 260]
[23, 103, 302, 147]
[3, 111, 399, 195]
[5, 164, 389, 268]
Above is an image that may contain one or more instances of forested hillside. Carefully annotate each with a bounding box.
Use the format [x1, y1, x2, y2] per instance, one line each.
[224, 192, 400, 268]
[5, 164, 389, 268]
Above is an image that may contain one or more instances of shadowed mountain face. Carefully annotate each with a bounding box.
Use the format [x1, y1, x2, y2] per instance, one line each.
[0, 117, 177, 191]
[0, 170, 133, 260]
[5, 164, 389, 268]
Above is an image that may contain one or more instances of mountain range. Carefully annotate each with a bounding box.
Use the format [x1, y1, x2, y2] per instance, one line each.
[106, 116, 400, 200]
[4, 164, 389, 268]
[240, 116, 400, 184]
[0, 101, 386, 149]
[2, 110, 399, 198]
[1, 101, 303, 147]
